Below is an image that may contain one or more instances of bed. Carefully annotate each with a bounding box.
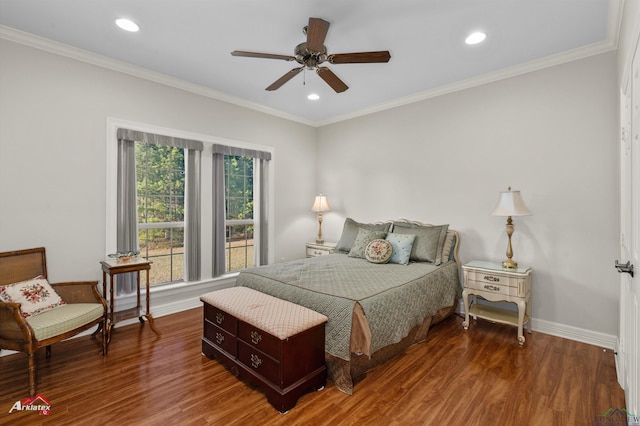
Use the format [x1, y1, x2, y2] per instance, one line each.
[235, 218, 462, 394]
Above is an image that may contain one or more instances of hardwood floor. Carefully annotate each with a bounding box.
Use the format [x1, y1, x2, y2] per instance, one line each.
[0, 308, 626, 426]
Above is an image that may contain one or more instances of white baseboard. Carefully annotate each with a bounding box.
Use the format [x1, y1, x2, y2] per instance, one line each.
[1, 289, 617, 358]
[456, 299, 617, 349]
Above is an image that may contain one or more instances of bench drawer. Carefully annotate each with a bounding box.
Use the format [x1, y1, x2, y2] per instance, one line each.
[204, 303, 237, 334]
[204, 321, 236, 356]
[237, 340, 280, 385]
[238, 321, 281, 358]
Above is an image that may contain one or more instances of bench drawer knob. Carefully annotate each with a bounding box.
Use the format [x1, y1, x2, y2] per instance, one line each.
[251, 331, 262, 345]
[215, 332, 224, 345]
[250, 353, 262, 369]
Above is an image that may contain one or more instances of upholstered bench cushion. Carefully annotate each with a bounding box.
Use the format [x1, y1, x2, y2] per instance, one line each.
[27, 303, 104, 341]
[200, 287, 328, 340]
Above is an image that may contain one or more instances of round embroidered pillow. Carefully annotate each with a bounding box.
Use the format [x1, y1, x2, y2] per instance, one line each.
[365, 239, 393, 264]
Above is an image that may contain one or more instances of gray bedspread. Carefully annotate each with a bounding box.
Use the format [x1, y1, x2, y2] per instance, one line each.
[235, 254, 461, 361]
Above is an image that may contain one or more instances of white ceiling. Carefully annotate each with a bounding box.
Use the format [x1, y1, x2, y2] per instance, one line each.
[0, 0, 618, 126]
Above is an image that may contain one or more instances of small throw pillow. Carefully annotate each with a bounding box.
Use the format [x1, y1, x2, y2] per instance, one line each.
[348, 229, 388, 258]
[0, 276, 66, 318]
[365, 239, 393, 264]
[386, 233, 416, 265]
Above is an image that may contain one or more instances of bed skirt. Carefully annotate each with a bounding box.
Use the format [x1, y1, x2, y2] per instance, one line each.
[325, 301, 456, 395]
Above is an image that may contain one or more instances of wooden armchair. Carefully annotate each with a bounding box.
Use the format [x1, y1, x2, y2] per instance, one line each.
[0, 247, 107, 396]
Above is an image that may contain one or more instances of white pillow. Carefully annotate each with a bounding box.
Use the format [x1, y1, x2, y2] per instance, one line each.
[0, 275, 66, 318]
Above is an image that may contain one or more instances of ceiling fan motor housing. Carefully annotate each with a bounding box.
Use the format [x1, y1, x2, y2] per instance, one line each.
[294, 42, 328, 69]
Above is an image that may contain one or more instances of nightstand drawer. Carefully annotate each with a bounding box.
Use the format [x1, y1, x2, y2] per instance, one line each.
[306, 247, 331, 257]
[465, 270, 527, 297]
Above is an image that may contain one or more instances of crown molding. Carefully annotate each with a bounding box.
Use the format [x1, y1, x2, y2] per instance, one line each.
[316, 40, 617, 126]
[0, 25, 315, 127]
[0, 22, 618, 129]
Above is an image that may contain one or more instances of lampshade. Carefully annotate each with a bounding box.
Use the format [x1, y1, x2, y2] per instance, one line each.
[491, 189, 532, 217]
[311, 195, 331, 212]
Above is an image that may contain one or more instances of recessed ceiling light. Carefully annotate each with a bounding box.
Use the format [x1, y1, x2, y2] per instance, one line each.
[115, 18, 139, 32]
[307, 93, 320, 100]
[465, 31, 486, 45]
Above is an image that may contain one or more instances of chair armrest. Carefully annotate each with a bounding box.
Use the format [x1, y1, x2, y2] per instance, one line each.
[0, 301, 35, 345]
[51, 281, 106, 308]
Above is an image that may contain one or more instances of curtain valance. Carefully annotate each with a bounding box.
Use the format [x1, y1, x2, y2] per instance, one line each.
[117, 128, 203, 151]
[212, 143, 271, 161]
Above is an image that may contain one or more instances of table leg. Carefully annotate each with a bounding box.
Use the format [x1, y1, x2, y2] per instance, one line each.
[108, 273, 115, 346]
[462, 289, 470, 329]
[143, 268, 161, 336]
[517, 299, 526, 345]
[526, 294, 532, 334]
[136, 270, 141, 319]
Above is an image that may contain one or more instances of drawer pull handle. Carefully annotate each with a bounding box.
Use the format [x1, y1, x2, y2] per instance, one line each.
[215, 332, 224, 345]
[250, 331, 262, 345]
[484, 284, 500, 292]
[215, 312, 224, 324]
[484, 275, 500, 282]
[250, 354, 262, 369]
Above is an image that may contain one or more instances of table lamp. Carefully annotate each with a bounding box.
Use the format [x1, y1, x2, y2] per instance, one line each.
[311, 194, 330, 244]
[491, 187, 532, 268]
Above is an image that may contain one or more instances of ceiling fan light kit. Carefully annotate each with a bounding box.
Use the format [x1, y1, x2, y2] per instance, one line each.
[231, 17, 391, 93]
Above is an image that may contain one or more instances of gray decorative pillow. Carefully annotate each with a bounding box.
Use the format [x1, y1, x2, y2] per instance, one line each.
[365, 239, 393, 264]
[392, 223, 449, 265]
[335, 218, 392, 253]
[348, 229, 387, 258]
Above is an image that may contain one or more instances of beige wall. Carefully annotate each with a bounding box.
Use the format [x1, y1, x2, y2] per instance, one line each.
[0, 28, 624, 341]
[317, 52, 619, 337]
[0, 38, 317, 282]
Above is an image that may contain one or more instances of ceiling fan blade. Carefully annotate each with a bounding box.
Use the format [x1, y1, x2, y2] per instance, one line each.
[329, 51, 391, 64]
[316, 67, 348, 93]
[231, 50, 295, 61]
[306, 18, 330, 52]
[266, 67, 304, 91]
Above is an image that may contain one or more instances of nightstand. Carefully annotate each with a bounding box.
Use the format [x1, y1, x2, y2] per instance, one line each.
[462, 260, 532, 345]
[305, 242, 336, 258]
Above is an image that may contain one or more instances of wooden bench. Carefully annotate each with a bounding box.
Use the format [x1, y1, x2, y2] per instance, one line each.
[200, 286, 328, 413]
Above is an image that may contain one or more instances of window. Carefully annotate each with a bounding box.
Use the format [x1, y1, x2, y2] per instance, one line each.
[136, 142, 185, 285]
[109, 122, 272, 292]
[114, 128, 202, 290]
[225, 155, 254, 272]
[212, 144, 271, 278]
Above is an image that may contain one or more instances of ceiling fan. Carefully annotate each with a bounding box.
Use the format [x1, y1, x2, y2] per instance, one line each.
[231, 17, 391, 93]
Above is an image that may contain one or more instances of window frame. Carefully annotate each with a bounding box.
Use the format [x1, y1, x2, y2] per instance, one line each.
[106, 118, 275, 287]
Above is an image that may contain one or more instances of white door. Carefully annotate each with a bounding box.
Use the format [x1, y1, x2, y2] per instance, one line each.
[618, 37, 640, 415]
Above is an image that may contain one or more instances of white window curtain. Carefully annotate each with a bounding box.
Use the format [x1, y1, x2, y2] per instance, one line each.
[116, 128, 203, 292]
[212, 144, 271, 277]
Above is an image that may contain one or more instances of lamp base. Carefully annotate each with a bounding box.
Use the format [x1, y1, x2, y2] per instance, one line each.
[502, 259, 518, 269]
[315, 239, 324, 244]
